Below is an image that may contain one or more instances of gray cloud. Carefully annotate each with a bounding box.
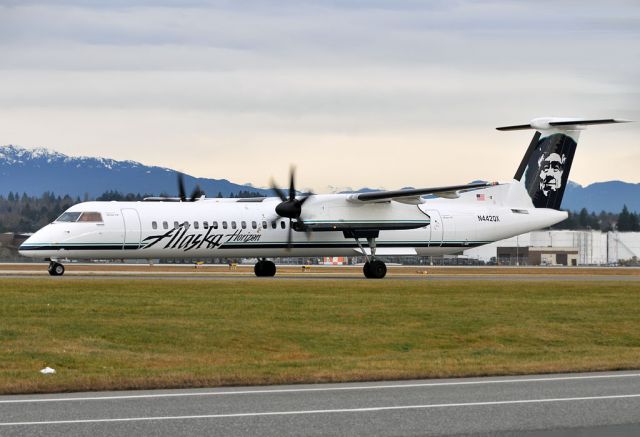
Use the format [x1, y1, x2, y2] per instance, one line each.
[0, 0, 638, 189]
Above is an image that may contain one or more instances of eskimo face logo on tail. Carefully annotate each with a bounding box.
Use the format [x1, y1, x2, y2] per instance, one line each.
[538, 152, 566, 196]
[523, 133, 577, 210]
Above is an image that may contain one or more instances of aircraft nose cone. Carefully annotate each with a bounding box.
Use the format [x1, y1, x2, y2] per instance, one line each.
[17, 234, 39, 257]
[18, 237, 32, 255]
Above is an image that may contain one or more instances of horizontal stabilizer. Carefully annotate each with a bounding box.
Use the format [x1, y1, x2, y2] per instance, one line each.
[497, 118, 631, 131]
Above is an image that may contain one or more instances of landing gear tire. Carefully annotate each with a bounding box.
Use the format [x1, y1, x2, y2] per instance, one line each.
[48, 262, 65, 276]
[363, 260, 386, 279]
[254, 260, 276, 277]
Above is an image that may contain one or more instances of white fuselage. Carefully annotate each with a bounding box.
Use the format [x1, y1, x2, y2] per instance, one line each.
[19, 182, 567, 261]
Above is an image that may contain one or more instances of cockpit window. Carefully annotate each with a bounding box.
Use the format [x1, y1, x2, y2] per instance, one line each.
[56, 212, 82, 222]
[56, 212, 103, 222]
[78, 212, 103, 222]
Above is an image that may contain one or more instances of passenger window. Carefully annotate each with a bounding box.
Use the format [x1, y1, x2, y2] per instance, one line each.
[241, 221, 247, 229]
[78, 212, 103, 222]
[252, 221, 257, 229]
[194, 221, 199, 229]
[231, 221, 237, 230]
[152, 221, 158, 230]
[183, 221, 190, 229]
[262, 221, 267, 229]
[280, 221, 286, 229]
[222, 221, 228, 229]
[271, 221, 277, 229]
[213, 221, 219, 229]
[203, 221, 208, 229]
[174, 221, 179, 229]
[162, 221, 168, 230]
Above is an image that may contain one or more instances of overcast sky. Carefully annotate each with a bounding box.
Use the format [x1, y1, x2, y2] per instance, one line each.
[0, 0, 638, 192]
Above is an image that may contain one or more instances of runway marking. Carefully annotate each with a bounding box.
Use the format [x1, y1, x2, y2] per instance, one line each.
[2, 393, 640, 426]
[2, 373, 640, 404]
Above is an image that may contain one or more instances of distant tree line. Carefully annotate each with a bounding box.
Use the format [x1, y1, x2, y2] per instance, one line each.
[616, 205, 640, 231]
[95, 191, 154, 201]
[0, 192, 77, 233]
[96, 190, 263, 201]
[219, 190, 264, 198]
[0, 190, 265, 233]
[551, 205, 640, 232]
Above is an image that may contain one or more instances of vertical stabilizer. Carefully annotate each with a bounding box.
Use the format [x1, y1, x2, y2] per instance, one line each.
[497, 117, 629, 210]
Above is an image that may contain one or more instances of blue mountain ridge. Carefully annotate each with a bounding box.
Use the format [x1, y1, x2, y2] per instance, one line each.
[1, 145, 638, 212]
[561, 180, 640, 213]
[0, 145, 272, 199]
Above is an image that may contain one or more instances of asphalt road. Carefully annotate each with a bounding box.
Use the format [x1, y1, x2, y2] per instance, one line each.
[2, 371, 640, 436]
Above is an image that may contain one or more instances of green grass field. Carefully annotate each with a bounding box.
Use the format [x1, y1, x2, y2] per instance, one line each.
[1, 278, 639, 394]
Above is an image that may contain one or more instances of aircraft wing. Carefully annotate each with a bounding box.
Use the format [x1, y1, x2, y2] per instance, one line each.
[301, 182, 497, 233]
[347, 181, 498, 204]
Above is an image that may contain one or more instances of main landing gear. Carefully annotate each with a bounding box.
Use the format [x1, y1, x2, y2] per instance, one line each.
[254, 259, 276, 277]
[48, 261, 65, 276]
[348, 231, 387, 279]
[363, 259, 387, 279]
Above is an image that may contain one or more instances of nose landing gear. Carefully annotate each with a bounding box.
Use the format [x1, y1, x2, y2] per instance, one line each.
[254, 259, 276, 277]
[48, 261, 65, 276]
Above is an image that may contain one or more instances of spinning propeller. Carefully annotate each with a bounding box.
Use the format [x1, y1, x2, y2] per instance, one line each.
[177, 172, 205, 202]
[271, 167, 313, 249]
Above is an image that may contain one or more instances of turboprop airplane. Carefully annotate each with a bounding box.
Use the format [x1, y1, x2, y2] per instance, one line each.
[19, 117, 629, 278]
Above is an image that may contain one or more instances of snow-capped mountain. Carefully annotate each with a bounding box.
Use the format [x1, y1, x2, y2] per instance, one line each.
[0, 145, 271, 198]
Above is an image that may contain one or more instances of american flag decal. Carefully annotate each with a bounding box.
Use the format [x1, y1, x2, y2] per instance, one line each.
[476, 194, 485, 201]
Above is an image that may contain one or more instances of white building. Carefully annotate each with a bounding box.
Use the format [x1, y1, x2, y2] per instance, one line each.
[464, 231, 640, 265]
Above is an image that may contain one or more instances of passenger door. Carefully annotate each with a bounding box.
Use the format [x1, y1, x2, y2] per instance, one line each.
[420, 209, 443, 247]
[121, 208, 141, 250]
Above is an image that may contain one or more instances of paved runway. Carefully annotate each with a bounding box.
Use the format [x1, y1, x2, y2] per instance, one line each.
[1, 272, 640, 281]
[1, 263, 639, 281]
[2, 371, 640, 436]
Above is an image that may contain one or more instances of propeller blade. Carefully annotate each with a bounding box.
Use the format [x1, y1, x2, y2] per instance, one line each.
[177, 173, 187, 202]
[298, 194, 313, 206]
[270, 179, 287, 201]
[286, 219, 293, 250]
[189, 185, 203, 202]
[289, 167, 295, 201]
[273, 167, 313, 222]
